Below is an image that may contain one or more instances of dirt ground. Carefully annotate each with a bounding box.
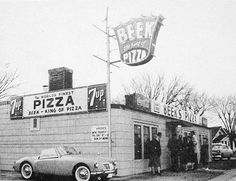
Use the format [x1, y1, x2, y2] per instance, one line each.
[112, 169, 223, 181]
[0, 169, 224, 181]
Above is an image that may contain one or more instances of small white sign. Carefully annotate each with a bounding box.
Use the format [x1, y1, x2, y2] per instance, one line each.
[91, 125, 108, 142]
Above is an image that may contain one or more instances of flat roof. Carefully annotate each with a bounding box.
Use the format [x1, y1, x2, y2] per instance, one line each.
[111, 104, 211, 129]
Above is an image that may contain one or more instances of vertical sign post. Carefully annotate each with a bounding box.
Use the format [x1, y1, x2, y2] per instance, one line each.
[106, 7, 112, 158]
[94, 11, 164, 159]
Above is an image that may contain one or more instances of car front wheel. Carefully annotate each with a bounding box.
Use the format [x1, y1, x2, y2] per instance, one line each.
[74, 165, 91, 181]
[21, 162, 33, 180]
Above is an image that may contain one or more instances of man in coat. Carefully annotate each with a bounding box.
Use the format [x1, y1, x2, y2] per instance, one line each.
[167, 133, 179, 171]
[149, 132, 162, 175]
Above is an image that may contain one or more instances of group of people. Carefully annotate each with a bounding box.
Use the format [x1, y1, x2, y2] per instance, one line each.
[167, 131, 201, 171]
[146, 130, 208, 175]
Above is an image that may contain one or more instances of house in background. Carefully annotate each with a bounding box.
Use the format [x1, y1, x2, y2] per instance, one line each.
[211, 126, 236, 151]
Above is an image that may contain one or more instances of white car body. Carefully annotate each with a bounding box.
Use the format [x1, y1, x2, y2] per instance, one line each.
[212, 143, 233, 160]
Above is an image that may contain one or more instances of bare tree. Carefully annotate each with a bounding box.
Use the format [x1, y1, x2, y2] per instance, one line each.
[123, 73, 164, 100]
[187, 92, 215, 116]
[123, 74, 195, 108]
[162, 76, 193, 108]
[212, 95, 236, 149]
[123, 73, 215, 118]
[0, 64, 19, 101]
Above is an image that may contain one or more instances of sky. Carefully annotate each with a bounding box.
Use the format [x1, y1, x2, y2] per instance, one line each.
[0, 0, 236, 126]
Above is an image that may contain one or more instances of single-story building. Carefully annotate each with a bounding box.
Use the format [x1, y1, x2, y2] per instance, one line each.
[0, 67, 212, 176]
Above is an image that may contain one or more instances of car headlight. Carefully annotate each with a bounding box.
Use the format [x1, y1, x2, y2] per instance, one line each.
[94, 162, 99, 168]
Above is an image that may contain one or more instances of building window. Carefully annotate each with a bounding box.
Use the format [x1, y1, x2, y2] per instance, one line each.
[134, 123, 159, 160]
[144, 126, 150, 159]
[30, 118, 40, 131]
[134, 125, 142, 159]
[33, 119, 37, 128]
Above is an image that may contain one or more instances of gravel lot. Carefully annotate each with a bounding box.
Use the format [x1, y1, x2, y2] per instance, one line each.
[111, 169, 223, 181]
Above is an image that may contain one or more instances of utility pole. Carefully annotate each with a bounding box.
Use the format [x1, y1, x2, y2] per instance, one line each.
[106, 7, 112, 158]
[93, 7, 120, 158]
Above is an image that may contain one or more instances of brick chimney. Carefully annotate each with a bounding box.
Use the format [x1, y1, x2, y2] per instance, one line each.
[48, 67, 73, 91]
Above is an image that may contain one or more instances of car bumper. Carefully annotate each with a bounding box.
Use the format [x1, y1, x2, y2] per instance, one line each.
[91, 168, 118, 180]
[212, 153, 221, 157]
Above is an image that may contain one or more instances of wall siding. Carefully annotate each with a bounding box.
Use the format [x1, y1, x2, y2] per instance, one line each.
[0, 104, 109, 171]
[0, 104, 211, 176]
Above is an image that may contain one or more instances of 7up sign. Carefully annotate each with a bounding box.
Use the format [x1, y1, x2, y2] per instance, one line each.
[114, 15, 164, 66]
[88, 84, 106, 111]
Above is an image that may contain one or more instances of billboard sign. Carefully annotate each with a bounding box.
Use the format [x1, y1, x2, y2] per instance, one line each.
[10, 96, 23, 119]
[23, 87, 88, 117]
[88, 84, 106, 111]
[114, 15, 164, 66]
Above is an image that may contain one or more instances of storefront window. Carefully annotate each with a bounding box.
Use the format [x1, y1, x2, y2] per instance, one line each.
[134, 125, 142, 159]
[134, 123, 159, 160]
[144, 126, 150, 159]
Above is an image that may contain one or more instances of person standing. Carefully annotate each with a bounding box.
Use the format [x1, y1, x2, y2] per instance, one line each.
[149, 132, 162, 175]
[167, 133, 178, 171]
[186, 135, 195, 170]
[177, 134, 183, 171]
[182, 132, 189, 166]
[200, 138, 209, 166]
[191, 131, 199, 169]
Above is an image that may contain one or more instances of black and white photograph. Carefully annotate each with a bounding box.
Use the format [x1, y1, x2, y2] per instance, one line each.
[0, 0, 236, 181]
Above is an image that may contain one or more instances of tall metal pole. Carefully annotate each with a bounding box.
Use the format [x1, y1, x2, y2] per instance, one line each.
[106, 7, 112, 158]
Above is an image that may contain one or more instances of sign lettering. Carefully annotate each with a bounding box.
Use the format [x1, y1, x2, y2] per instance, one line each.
[151, 101, 200, 124]
[91, 125, 108, 142]
[23, 88, 87, 117]
[114, 15, 164, 66]
[88, 84, 106, 111]
[10, 97, 23, 119]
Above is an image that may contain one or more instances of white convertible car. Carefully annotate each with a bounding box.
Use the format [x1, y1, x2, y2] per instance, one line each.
[13, 146, 117, 181]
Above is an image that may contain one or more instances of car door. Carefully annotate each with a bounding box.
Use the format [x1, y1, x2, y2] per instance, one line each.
[53, 155, 74, 176]
[34, 148, 58, 175]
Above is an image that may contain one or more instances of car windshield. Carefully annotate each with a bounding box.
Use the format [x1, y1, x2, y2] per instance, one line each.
[57, 146, 78, 155]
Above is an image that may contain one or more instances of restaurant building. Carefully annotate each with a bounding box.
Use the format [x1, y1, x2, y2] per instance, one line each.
[0, 67, 212, 176]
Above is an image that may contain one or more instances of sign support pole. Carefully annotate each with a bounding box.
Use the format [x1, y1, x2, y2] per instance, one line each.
[93, 7, 121, 158]
[106, 7, 112, 158]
